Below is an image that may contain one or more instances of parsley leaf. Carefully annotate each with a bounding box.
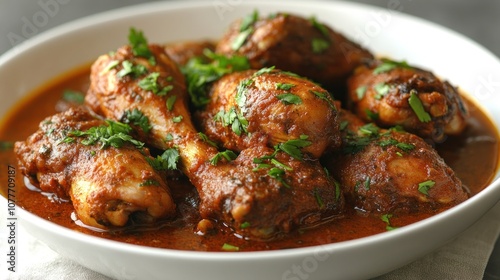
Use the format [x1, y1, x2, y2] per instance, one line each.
[374, 82, 390, 100]
[276, 93, 302, 105]
[128, 27, 155, 65]
[418, 180, 435, 195]
[210, 150, 238, 165]
[310, 90, 336, 110]
[122, 108, 152, 133]
[62, 89, 85, 105]
[312, 38, 330, 53]
[276, 135, 312, 160]
[232, 10, 259, 51]
[373, 58, 411, 74]
[182, 49, 250, 108]
[138, 72, 173, 96]
[408, 90, 432, 123]
[147, 148, 180, 171]
[381, 214, 398, 231]
[63, 120, 144, 149]
[0, 141, 14, 151]
[275, 83, 296, 91]
[117, 60, 148, 78]
[214, 107, 248, 136]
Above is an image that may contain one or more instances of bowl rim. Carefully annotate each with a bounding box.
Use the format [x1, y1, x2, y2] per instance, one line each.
[2, 0, 500, 261]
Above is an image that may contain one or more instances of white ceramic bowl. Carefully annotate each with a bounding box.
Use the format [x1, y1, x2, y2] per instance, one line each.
[1, 1, 500, 279]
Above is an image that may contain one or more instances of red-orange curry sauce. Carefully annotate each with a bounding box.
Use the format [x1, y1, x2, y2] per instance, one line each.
[0, 64, 499, 252]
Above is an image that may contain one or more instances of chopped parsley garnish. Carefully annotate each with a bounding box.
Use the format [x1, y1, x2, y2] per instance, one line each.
[310, 90, 336, 110]
[408, 90, 432, 123]
[166, 95, 177, 111]
[236, 78, 253, 114]
[165, 133, 174, 142]
[373, 82, 390, 100]
[253, 150, 292, 188]
[62, 89, 85, 105]
[381, 214, 398, 231]
[373, 58, 411, 74]
[117, 60, 148, 78]
[342, 123, 379, 154]
[254, 66, 275, 76]
[275, 83, 296, 91]
[147, 148, 180, 171]
[312, 38, 330, 53]
[182, 49, 250, 108]
[309, 16, 331, 53]
[356, 85, 367, 100]
[365, 109, 379, 121]
[61, 120, 144, 149]
[276, 135, 312, 160]
[267, 167, 291, 188]
[310, 16, 330, 38]
[128, 27, 155, 65]
[364, 176, 371, 190]
[276, 93, 302, 105]
[103, 60, 120, 73]
[418, 180, 435, 195]
[140, 179, 160, 186]
[232, 10, 259, 51]
[313, 188, 325, 209]
[0, 141, 14, 151]
[122, 108, 152, 133]
[210, 150, 238, 165]
[240, 221, 251, 229]
[359, 123, 380, 136]
[214, 107, 248, 136]
[221, 243, 240, 251]
[172, 116, 183, 123]
[334, 180, 341, 201]
[138, 72, 173, 96]
[231, 28, 253, 51]
[198, 132, 218, 147]
[377, 138, 415, 152]
[240, 10, 259, 31]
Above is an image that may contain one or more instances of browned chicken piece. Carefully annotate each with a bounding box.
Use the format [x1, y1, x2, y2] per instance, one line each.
[196, 69, 342, 158]
[215, 12, 373, 90]
[87, 43, 344, 239]
[324, 109, 469, 214]
[14, 107, 176, 229]
[164, 40, 216, 66]
[347, 59, 468, 142]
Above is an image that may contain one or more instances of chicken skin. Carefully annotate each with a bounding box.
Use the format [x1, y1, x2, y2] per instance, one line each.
[347, 59, 468, 142]
[196, 69, 342, 158]
[324, 109, 469, 214]
[86, 42, 344, 239]
[14, 107, 176, 229]
[215, 12, 373, 90]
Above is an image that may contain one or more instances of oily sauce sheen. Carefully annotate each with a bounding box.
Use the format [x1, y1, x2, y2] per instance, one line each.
[0, 65, 499, 252]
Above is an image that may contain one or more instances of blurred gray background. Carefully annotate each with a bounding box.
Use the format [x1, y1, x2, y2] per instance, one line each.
[1, 0, 499, 279]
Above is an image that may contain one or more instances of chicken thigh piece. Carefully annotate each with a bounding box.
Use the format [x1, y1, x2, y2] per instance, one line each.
[14, 107, 176, 229]
[87, 42, 344, 239]
[324, 109, 469, 214]
[196, 69, 342, 158]
[347, 59, 468, 142]
[215, 12, 373, 90]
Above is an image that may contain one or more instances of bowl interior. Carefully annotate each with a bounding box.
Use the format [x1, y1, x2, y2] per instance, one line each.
[1, 1, 499, 279]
